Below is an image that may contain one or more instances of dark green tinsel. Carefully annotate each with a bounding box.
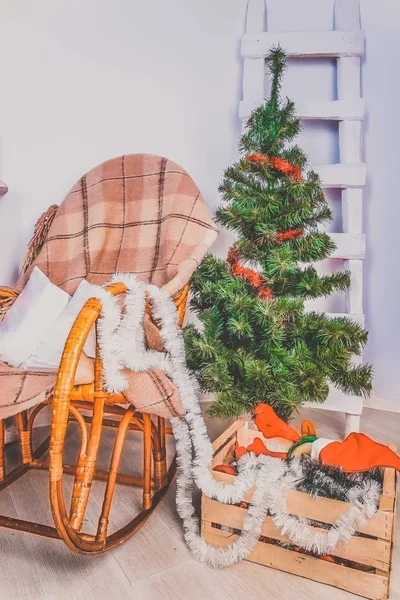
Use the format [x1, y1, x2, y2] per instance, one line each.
[295, 456, 383, 503]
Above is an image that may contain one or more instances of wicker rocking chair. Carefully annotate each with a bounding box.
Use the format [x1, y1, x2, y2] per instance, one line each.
[0, 154, 217, 553]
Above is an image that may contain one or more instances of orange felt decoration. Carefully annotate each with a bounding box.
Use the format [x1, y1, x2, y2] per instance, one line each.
[292, 545, 335, 563]
[320, 555, 335, 563]
[235, 443, 248, 459]
[235, 438, 287, 461]
[253, 403, 300, 442]
[247, 436, 287, 460]
[319, 432, 400, 473]
[228, 405, 400, 477]
[213, 464, 238, 476]
[301, 419, 316, 437]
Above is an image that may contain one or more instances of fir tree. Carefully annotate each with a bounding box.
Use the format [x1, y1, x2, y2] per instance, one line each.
[184, 47, 372, 421]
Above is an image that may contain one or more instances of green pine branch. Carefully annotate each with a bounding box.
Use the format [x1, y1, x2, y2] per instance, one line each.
[184, 46, 373, 421]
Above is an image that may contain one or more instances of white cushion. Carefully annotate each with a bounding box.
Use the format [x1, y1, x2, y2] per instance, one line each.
[26, 279, 96, 369]
[0, 267, 70, 367]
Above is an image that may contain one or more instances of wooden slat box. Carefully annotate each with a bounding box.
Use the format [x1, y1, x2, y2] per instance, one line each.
[201, 419, 397, 600]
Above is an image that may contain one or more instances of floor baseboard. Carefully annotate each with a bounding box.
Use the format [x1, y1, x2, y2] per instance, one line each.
[200, 393, 400, 414]
[29, 393, 400, 431]
[364, 393, 400, 413]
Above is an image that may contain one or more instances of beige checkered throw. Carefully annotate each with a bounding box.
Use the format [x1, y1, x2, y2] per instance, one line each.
[0, 154, 218, 419]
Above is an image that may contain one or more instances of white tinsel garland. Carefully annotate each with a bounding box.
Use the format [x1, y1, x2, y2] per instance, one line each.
[87, 275, 381, 566]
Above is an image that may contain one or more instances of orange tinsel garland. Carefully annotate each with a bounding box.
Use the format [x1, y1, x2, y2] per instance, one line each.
[227, 246, 273, 300]
[276, 228, 303, 243]
[247, 153, 302, 182]
[226, 153, 304, 298]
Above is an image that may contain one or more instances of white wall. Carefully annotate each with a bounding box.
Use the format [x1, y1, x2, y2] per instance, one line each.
[361, 0, 400, 406]
[1, 0, 399, 406]
[0, 0, 247, 283]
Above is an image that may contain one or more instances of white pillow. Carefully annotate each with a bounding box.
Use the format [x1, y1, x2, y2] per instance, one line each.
[0, 267, 70, 367]
[26, 279, 97, 369]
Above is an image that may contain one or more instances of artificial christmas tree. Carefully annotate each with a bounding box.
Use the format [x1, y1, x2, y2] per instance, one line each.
[184, 47, 372, 420]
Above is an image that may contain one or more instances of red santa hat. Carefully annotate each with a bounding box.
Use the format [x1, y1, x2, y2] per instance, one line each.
[316, 432, 400, 473]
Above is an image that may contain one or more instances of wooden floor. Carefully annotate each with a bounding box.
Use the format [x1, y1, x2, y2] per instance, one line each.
[1, 405, 400, 600]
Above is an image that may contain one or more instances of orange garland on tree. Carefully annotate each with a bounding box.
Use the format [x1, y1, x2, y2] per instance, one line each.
[276, 228, 303, 243]
[227, 154, 303, 299]
[247, 153, 302, 182]
[227, 225, 304, 300]
[227, 246, 273, 300]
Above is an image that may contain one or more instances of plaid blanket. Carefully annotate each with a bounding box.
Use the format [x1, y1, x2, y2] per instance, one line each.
[0, 154, 218, 419]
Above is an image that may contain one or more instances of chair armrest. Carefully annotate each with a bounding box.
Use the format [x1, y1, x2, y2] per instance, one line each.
[173, 283, 190, 327]
[0, 286, 19, 300]
[55, 282, 190, 393]
[145, 283, 189, 328]
[143, 284, 189, 351]
[0, 286, 19, 322]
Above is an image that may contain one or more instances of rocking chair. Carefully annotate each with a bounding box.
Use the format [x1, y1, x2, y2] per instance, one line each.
[0, 154, 217, 553]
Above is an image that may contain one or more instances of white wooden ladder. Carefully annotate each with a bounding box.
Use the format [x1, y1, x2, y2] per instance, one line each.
[240, 0, 366, 435]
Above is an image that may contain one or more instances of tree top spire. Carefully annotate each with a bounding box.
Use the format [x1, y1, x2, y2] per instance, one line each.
[267, 45, 286, 108]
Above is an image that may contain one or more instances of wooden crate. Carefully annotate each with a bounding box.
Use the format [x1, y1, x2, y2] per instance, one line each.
[201, 419, 397, 600]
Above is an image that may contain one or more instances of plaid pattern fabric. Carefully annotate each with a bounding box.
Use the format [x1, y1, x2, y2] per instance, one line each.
[123, 368, 181, 419]
[0, 364, 53, 419]
[0, 154, 218, 418]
